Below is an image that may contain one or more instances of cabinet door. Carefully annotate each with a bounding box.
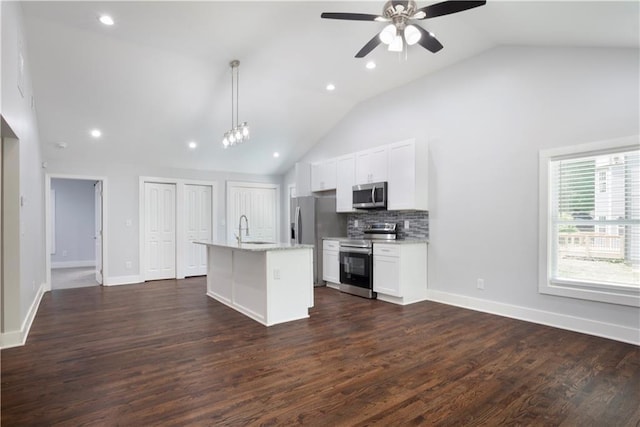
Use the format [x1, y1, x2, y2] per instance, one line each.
[322, 159, 337, 190]
[336, 155, 355, 212]
[311, 162, 323, 192]
[368, 146, 389, 183]
[373, 254, 401, 296]
[311, 160, 337, 192]
[355, 150, 371, 184]
[323, 250, 340, 284]
[388, 141, 415, 210]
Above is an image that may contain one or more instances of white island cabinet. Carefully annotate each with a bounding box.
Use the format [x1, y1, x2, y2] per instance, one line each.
[197, 241, 313, 326]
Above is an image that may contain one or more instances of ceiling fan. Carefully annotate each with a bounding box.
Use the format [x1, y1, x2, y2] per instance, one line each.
[321, 0, 486, 58]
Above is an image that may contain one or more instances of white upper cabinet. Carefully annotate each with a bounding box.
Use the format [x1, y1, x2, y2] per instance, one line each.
[311, 159, 337, 192]
[387, 139, 428, 211]
[336, 154, 356, 212]
[355, 146, 388, 185]
[294, 162, 311, 197]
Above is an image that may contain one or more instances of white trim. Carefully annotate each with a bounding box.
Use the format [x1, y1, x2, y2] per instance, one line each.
[51, 260, 96, 269]
[427, 289, 640, 346]
[45, 174, 108, 293]
[0, 283, 46, 349]
[139, 177, 218, 282]
[104, 275, 143, 286]
[538, 135, 640, 307]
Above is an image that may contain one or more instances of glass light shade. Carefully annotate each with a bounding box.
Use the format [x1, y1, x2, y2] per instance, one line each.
[241, 122, 250, 137]
[388, 34, 404, 52]
[404, 25, 422, 46]
[234, 129, 242, 141]
[229, 133, 236, 144]
[379, 24, 397, 45]
[222, 136, 229, 148]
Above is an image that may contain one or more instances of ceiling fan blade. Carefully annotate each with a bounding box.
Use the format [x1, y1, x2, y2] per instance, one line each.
[415, 26, 443, 53]
[321, 12, 381, 21]
[416, 1, 486, 19]
[355, 33, 383, 58]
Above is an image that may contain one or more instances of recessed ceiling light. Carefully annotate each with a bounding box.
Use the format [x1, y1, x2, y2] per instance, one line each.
[273, 152, 280, 158]
[90, 129, 102, 138]
[55, 142, 68, 149]
[366, 61, 376, 70]
[188, 141, 197, 149]
[98, 15, 114, 26]
[326, 83, 335, 91]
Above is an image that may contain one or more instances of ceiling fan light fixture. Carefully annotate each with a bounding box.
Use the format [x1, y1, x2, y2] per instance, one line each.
[404, 24, 422, 45]
[388, 34, 404, 52]
[379, 24, 397, 45]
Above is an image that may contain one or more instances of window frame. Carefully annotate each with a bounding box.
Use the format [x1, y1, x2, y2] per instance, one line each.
[538, 136, 640, 307]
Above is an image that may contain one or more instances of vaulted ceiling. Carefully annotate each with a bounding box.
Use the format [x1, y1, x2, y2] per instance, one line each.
[21, 1, 639, 175]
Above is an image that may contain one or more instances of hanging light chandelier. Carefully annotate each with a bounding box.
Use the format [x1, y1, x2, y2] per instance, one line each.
[222, 60, 250, 148]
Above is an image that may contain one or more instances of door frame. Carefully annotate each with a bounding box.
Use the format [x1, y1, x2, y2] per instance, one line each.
[139, 177, 218, 281]
[226, 181, 281, 242]
[45, 174, 108, 291]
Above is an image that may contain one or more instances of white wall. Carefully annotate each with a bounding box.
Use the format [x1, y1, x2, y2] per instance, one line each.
[1, 2, 46, 345]
[286, 46, 640, 342]
[44, 160, 283, 283]
[50, 178, 95, 266]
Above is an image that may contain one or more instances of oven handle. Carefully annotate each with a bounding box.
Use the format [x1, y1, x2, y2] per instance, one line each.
[340, 247, 372, 255]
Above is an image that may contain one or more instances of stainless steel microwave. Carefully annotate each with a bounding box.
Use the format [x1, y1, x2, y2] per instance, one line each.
[353, 182, 387, 209]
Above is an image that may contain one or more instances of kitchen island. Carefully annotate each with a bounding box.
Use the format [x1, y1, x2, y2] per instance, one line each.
[196, 240, 314, 326]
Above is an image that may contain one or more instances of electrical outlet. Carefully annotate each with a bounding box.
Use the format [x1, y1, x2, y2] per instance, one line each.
[354, 220, 359, 227]
[477, 278, 485, 290]
[404, 220, 410, 229]
[125, 261, 132, 269]
[62, 250, 68, 257]
[273, 269, 281, 280]
[125, 219, 132, 227]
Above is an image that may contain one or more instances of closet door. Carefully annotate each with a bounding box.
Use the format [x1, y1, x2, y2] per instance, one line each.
[144, 182, 176, 281]
[184, 184, 212, 277]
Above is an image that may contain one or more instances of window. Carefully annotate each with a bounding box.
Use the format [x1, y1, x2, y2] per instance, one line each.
[539, 136, 639, 307]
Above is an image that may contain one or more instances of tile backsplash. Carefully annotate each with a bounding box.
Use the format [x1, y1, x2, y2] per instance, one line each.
[347, 210, 429, 240]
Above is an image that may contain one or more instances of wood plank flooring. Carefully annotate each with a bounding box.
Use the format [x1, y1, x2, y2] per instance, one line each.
[2, 278, 639, 426]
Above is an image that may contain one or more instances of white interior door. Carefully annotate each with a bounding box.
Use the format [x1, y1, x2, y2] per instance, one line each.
[227, 184, 277, 243]
[145, 182, 176, 281]
[94, 181, 103, 284]
[184, 184, 212, 277]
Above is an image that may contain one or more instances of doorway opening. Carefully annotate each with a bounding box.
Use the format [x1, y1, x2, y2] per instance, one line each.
[46, 175, 106, 290]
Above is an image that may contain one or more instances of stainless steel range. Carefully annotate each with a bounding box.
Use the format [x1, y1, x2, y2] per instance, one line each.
[338, 223, 397, 299]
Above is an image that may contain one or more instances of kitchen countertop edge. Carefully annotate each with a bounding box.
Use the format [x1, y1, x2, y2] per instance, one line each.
[195, 240, 314, 252]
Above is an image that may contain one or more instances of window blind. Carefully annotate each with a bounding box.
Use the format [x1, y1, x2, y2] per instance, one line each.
[549, 148, 639, 287]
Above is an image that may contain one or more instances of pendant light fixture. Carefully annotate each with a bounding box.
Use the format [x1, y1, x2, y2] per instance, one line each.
[222, 60, 250, 148]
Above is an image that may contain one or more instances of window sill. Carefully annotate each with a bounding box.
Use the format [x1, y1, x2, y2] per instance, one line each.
[540, 278, 640, 307]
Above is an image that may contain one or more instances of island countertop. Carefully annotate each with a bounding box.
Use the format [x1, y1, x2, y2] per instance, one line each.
[195, 240, 313, 252]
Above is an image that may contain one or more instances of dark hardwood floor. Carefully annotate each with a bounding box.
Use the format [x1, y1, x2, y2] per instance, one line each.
[2, 278, 639, 426]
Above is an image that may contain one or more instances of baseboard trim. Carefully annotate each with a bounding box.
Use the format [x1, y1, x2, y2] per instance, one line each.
[426, 289, 640, 346]
[52, 260, 96, 269]
[0, 283, 46, 349]
[103, 275, 143, 286]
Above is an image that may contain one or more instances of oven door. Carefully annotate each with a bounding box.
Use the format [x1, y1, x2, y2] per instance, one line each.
[339, 249, 372, 289]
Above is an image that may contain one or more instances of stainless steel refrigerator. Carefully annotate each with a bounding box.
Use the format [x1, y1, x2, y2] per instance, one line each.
[290, 195, 347, 286]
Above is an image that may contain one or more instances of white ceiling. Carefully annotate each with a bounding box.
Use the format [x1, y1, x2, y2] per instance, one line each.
[21, 1, 639, 175]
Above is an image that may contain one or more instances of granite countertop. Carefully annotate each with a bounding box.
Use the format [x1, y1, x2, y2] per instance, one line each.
[373, 239, 429, 245]
[323, 237, 428, 245]
[194, 240, 314, 252]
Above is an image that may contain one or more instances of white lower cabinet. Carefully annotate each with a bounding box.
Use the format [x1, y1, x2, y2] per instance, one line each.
[323, 240, 341, 288]
[373, 242, 427, 305]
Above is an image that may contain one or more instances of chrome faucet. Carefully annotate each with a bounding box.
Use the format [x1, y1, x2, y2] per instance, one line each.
[237, 215, 249, 243]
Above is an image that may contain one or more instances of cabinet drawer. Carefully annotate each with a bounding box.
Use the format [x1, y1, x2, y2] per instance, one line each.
[373, 244, 400, 257]
[323, 240, 340, 251]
